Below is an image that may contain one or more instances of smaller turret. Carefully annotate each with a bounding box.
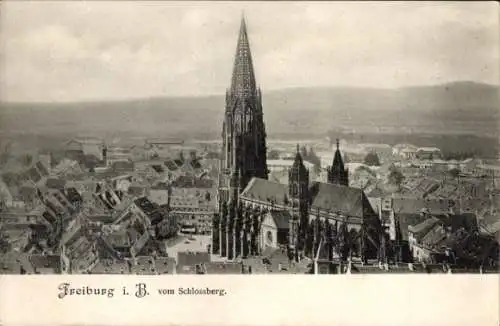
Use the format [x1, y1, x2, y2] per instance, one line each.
[327, 138, 349, 186]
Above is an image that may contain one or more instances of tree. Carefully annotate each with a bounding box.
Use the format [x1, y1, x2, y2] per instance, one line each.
[305, 223, 314, 257]
[189, 150, 197, 161]
[448, 168, 460, 178]
[1, 172, 20, 187]
[0, 225, 11, 254]
[268, 150, 280, 160]
[364, 152, 381, 166]
[20, 154, 33, 167]
[325, 220, 333, 260]
[337, 223, 350, 262]
[387, 165, 405, 189]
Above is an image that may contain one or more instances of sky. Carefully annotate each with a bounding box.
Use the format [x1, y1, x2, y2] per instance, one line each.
[0, 1, 498, 102]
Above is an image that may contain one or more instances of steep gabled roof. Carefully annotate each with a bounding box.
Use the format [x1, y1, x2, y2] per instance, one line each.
[240, 177, 287, 204]
[241, 177, 374, 219]
[309, 182, 368, 218]
[269, 210, 291, 229]
[408, 216, 441, 235]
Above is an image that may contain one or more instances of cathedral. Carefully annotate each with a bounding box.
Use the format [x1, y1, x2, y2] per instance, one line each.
[212, 17, 383, 263]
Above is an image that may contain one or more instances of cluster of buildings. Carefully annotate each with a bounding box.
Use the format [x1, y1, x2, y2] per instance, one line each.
[1, 17, 498, 275]
[210, 17, 499, 274]
[0, 134, 221, 274]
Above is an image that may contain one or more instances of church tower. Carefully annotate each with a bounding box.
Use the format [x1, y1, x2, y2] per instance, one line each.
[214, 16, 268, 256]
[288, 145, 310, 258]
[327, 139, 349, 186]
[218, 16, 268, 206]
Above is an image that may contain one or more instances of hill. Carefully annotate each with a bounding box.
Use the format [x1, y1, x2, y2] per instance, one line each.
[0, 81, 497, 140]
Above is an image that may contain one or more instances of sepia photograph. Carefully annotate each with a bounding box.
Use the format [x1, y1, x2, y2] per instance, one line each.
[0, 0, 498, 278]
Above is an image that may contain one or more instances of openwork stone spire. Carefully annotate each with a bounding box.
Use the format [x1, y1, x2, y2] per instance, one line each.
[332, 138, 345, 172]
[327, 138, 348, 186]
[230, 16, 257, 98]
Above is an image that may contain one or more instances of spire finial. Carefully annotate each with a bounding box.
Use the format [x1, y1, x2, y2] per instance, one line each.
[336, 138, 340, 150]
[296, 143, 300, 154]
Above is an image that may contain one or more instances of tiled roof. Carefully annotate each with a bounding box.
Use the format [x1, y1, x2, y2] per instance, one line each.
[105, 230, 131, 248]
[28, 255, 61, 273]
[86, 214, 114, 224]
[241, 178, 374, 219]
[134, 197, 157, 215]
[135, 197, 164, 224]
[392, 198, 450, 215]
[42, 211, 57, 225]
[128, 185, 146, 196]
[130, 231, 151, 257]
[130, 256, 156, 275]
[270, 210, 290, 229]
[46, 178, 66, 190]
[309, 182, 368, 218]
[436, 228, 470, 250]
[19, 184, 37, 201]
[268, 170, 289, 185]
[240, 178, 287, 204]
[479, 220, 500, 236]
[27, 166, 43, 183]
[190, 159, 202, 170]
[154, 257, 176, 274]
[0, 252, 33, 274]
[111, 161, 134, 172]
[366, 186, 385, 198]
[446, 213, 478, 233]
[65, 187, 82, 203]
[35, 161, 50, 177]
[420, 225, 447, 249]
[171, 175, 214, 188]
[396, 214, 427, 241]
[61, 220, 84, 246]
[408, 217, 441, 235]
[177, 251, 210, 268]
[151, 164, 164, 173]
[90, 259, 129, 274]
[204, 262, 243, 274]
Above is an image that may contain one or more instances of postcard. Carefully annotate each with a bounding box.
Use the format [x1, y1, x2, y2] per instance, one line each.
[0, 1, 498, 325]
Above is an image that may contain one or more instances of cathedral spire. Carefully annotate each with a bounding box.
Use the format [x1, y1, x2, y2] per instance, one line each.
[230, 15, 257, 98]
[328, 138, 349, 186]
[333, 139, 344, 171]
[291, 144, 308, 177]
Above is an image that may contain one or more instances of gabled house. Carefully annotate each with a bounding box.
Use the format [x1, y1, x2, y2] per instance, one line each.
[260, 210, 291, 250]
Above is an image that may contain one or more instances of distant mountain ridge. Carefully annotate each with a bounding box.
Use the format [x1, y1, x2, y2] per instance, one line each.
[1, 81, 498, 139]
